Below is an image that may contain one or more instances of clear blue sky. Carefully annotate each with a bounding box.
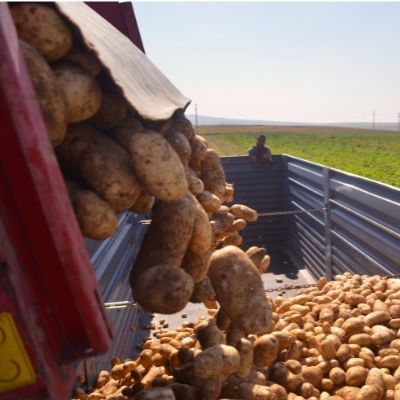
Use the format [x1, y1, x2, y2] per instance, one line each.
[134, 2, 400, 123]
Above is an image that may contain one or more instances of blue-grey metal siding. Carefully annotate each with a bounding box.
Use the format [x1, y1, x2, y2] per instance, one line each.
[328, 169, 400, 276]
[84, 212, 149, 382]
[221, 155, 286, 250]
[283, 155, 400, 279]
[283, 156, 326, 279]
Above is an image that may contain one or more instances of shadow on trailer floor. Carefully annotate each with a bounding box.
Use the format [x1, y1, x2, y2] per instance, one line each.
[262, 249, 315, 299]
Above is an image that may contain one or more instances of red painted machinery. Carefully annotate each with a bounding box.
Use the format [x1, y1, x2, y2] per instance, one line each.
[0, 3, 145, 399]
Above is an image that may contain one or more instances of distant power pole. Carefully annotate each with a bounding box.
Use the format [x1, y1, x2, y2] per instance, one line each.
[195, 103, 198, 131]
[372, 109, 376, 131]
[398, 112, 400, 132]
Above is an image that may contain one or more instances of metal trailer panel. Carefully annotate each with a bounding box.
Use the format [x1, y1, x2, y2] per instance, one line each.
[83, 213, 150, 384]
[283, 155, 400, 279]
[328, 169, 400, 276]
[221, 155, 286, 249]
[283, 156, 326, 279]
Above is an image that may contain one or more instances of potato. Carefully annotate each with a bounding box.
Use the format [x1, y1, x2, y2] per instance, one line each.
[364, 311, 391, 326]
[323, 397, 344, 400]
[95, 378, 119, 396]
[20, 40, 67, 146]
[57, 124, 141, 211]
[302, 366, 323, 387]
[258, 255, 271, 274]
[208, 246, 272, 335]
[336, 343, 352, 363]
[195, 319, 225, 350]
[130, 191, 155, 214]
[286, 340, 303, 360]
[235, 338, 254, 379]
[130, 196, 198, 313]
[11, 3, 72, 60]
[253, 335, 280, 367]
[345, 366, 368, 386]
[230, 204, 258, 222]
[240, 383, 277, 400]
[318, 339, 335, 360]
[272, 364, 304, 392]
[380, 355, 400, 369]
[345, 293, 366, 306]
[189, 134, 208, 173]
[365, 368, 385, 398]
[66, 180, 118, 240]
[200, 149, 226, 200]
[197, 190, 222, 213]
[222, 233, 243, 247]
[224, 183, 234, 203]
[244, 369, 268, 386]
[190, 276, 216, 305]
[321, 378, 334, 392]
[166, 130, 192, 166]
[371, 325, 396, 346]
[246, 246, 266, 267]
[96, 370, 111, 388]
[111, 128, 188, 201]
[192, 344, 240, 380]
[272, 331, 295, 351]
[300, 382, 318, 398]
[211, 213, 235, 236]
[356, 385, 381, 400]
[389, 319, 400, 329]
[266, 383, 288, 400]
[132, 195, 196, 273]
[91, 88, 128, 129]
[349, 334, 372, 347]
[131, 264, 194, 314]
[342, 317, 365, 336]
[382, 374, 396, 390]
[53, 63, 101, 123]
[169, 113, 195, 141]
[182, 196, 212, 282]
[182, 250, 211, 284]
[189, 194, 213, 254]
[232, 218, 247, 231]
[335, 387, 361, 400]
[187, 168, 205, 195]
[64, 44, 102, 77]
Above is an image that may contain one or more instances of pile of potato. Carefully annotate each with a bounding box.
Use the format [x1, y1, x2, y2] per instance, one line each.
[73, 273, 400, 400]
[12, 3, 273, 321]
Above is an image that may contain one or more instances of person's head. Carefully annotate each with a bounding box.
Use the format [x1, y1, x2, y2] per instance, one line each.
[256, 134, 266, 147]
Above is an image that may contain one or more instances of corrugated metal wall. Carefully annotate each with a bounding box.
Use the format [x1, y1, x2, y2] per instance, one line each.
[283, 156, 327, 279]
[221, 155, 286, 250]
[283, 155, 400, 279]
[84, 212, 150, 382]
[328, 168, 400, 277]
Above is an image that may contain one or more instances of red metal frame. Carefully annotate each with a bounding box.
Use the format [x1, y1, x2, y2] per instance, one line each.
[86, 2, 145, 53]
[0, 4, 113, 399]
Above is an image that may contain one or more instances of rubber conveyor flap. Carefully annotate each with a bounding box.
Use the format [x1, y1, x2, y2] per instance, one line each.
[56, 2, 190, 121]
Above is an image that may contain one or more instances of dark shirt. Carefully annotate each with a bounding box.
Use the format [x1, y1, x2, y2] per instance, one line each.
[248, 145, 271, 160]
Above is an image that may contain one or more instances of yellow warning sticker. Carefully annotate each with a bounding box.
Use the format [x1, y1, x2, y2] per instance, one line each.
[0, 313, 36, 393]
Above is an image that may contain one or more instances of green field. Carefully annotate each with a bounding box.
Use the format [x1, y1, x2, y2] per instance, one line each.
[198, 125, 400, 188]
